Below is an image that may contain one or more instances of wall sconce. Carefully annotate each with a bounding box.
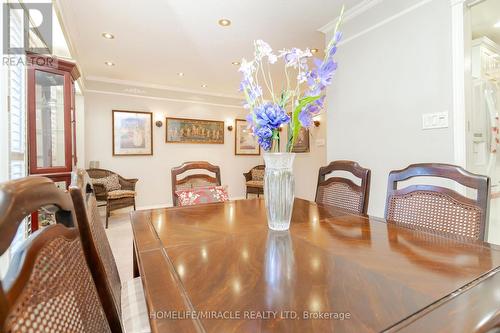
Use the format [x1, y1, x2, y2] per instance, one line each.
[226, 118, 234, 131]
[155, 113, 164, 127]
[313, 115, 321, 127]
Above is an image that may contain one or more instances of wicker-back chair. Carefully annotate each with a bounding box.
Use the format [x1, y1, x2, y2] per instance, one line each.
[315, 160, 371, 214]
[70, 170, 150, 333]
[385, 163, 490, 241]
[243, 165, 265, 198]
[0, 176, 114, 333]
[171, 161, 221, 206]
[86, 168, 138, 228]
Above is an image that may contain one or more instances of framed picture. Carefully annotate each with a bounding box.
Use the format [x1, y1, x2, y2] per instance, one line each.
[291, 127, 310, 153]
[235, 119, 260, 155]
[166, 117, 224, 144]
[112, 110, 153, 156]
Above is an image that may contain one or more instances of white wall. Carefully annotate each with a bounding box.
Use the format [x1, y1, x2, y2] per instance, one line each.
[326, 0, 455, 218]
[85, 92, 326, 207]
[75, 94, 85, 168]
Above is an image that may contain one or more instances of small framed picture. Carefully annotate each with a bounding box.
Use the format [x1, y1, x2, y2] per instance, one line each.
[112, 110, 153, 156]
[235, 119, 260, 155]
[291, 127, 310, 153]
[166, 117, 224, 144]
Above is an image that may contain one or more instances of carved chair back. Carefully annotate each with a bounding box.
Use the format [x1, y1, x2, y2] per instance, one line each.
[315, 160, 371, 214]
[171, 161, 221, 206]
[385, 163, 490, 241]
[0, 176, 113, 332]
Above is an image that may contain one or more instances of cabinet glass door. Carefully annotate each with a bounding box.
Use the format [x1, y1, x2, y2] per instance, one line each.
[34, 70, 66, 169]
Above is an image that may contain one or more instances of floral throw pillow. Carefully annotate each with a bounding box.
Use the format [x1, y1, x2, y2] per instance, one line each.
[91, 174, 121, 191]
[176, 185, 229, 207]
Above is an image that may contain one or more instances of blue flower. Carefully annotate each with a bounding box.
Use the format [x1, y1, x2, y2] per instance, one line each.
[254, 102, 290, 129]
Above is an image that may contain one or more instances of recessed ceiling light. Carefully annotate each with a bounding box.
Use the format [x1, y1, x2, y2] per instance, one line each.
[177, 72, 184, 76]
[310, 48, 319, 54]
[102, 32, 115, 39]
[495, 21, 500, 28]
[218, 18, 231, 27]
[104, 61, 115, 66]
[201, 84, 208, 88]
[231, 61, 240, 66]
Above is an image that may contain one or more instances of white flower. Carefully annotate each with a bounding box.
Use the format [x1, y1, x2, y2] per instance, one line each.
[238, 58, 255, 76]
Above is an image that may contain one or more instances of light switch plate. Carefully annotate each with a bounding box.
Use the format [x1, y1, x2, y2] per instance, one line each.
[316, 139, 325, 147]
[422, 112, 448, 130]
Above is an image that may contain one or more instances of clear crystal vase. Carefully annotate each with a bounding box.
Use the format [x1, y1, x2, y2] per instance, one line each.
[263, 152, 295, 231]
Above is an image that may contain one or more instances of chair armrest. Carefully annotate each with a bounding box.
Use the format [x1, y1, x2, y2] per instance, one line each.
[92, 183, 108, 199]
[119, 177, 138, 191]
[243, 171, 252, 182]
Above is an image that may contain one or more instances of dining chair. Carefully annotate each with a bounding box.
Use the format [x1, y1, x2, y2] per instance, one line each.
[69, 170, 150, 333]
[171, 161, 221, 206]
[385, 163, 490, 241]
[0, 176, 114, 333]
[315, 160, 371, 214]
[243, 165, 265, 198]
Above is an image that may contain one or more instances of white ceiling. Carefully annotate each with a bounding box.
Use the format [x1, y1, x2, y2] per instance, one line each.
[471, 0, 500, 45]
[56, 0, 359, 104]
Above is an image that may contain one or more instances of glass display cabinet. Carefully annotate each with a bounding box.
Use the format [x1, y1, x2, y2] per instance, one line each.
[27, 53, 80, 230]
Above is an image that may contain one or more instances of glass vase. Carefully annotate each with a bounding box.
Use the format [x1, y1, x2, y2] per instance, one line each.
[263, 152, 295, 231]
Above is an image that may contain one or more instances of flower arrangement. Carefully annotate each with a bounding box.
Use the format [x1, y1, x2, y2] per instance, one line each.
[239, 6, 344, 152]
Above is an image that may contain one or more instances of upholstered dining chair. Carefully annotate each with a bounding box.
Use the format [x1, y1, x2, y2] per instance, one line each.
[171, 161, 222, 206]
[385, 163, 490, 241]
[0, 176, 115, 333]
[87, 168, 138, 228]
[70, 170, 150, 333]
[315, 160, 371, 214]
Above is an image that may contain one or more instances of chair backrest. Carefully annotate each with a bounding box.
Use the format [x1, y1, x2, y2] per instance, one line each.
[315, 160, 371, 214]
[87, 168, 116, 179]
[171, 161, 221, 206]
[70, 170, 123, 332]
[244, 165, 265, 181]
[0, 176, 112, 333]
[385, 163, 490, 241]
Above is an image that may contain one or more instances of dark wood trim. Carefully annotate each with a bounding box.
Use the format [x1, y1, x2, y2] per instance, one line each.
[165, 117, 225, 144]
[234, 119, 260, 156]
[112, 110, 153, 156]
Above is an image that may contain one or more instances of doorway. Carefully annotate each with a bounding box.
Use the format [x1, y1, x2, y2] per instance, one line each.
[467, 0, 500, 244]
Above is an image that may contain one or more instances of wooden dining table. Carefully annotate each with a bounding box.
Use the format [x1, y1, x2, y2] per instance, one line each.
[130, 198, 500, 333]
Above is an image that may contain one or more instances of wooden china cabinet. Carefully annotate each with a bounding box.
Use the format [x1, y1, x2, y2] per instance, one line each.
[26, 53, 80, 231]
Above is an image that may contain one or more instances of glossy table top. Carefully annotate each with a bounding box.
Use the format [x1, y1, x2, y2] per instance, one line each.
[131, 198, 500, 333]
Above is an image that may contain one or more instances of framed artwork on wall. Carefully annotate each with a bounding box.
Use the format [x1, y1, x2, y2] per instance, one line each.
[291, 126, 310, 153]
[112, 110, 153, 156]
[235, 119, 260, 155]
[166, 117, 224, 144]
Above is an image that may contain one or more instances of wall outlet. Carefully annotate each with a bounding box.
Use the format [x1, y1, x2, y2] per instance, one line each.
[422, 112, 448, 130]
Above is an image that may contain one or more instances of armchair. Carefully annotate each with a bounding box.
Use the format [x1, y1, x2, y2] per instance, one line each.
[244, 165, 265, 198]
[87, 168, 138, 228]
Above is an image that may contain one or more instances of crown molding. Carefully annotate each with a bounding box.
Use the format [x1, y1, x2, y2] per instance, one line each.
[85, 89, 243, 109]
[84, 75, 241, 100]
[318, 0, 384, 34]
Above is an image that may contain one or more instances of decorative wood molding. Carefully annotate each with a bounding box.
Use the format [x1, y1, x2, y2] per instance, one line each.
[85, 75, 241, 100]
[318, 0, 384, 33]
[85, 89, 243, 109]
